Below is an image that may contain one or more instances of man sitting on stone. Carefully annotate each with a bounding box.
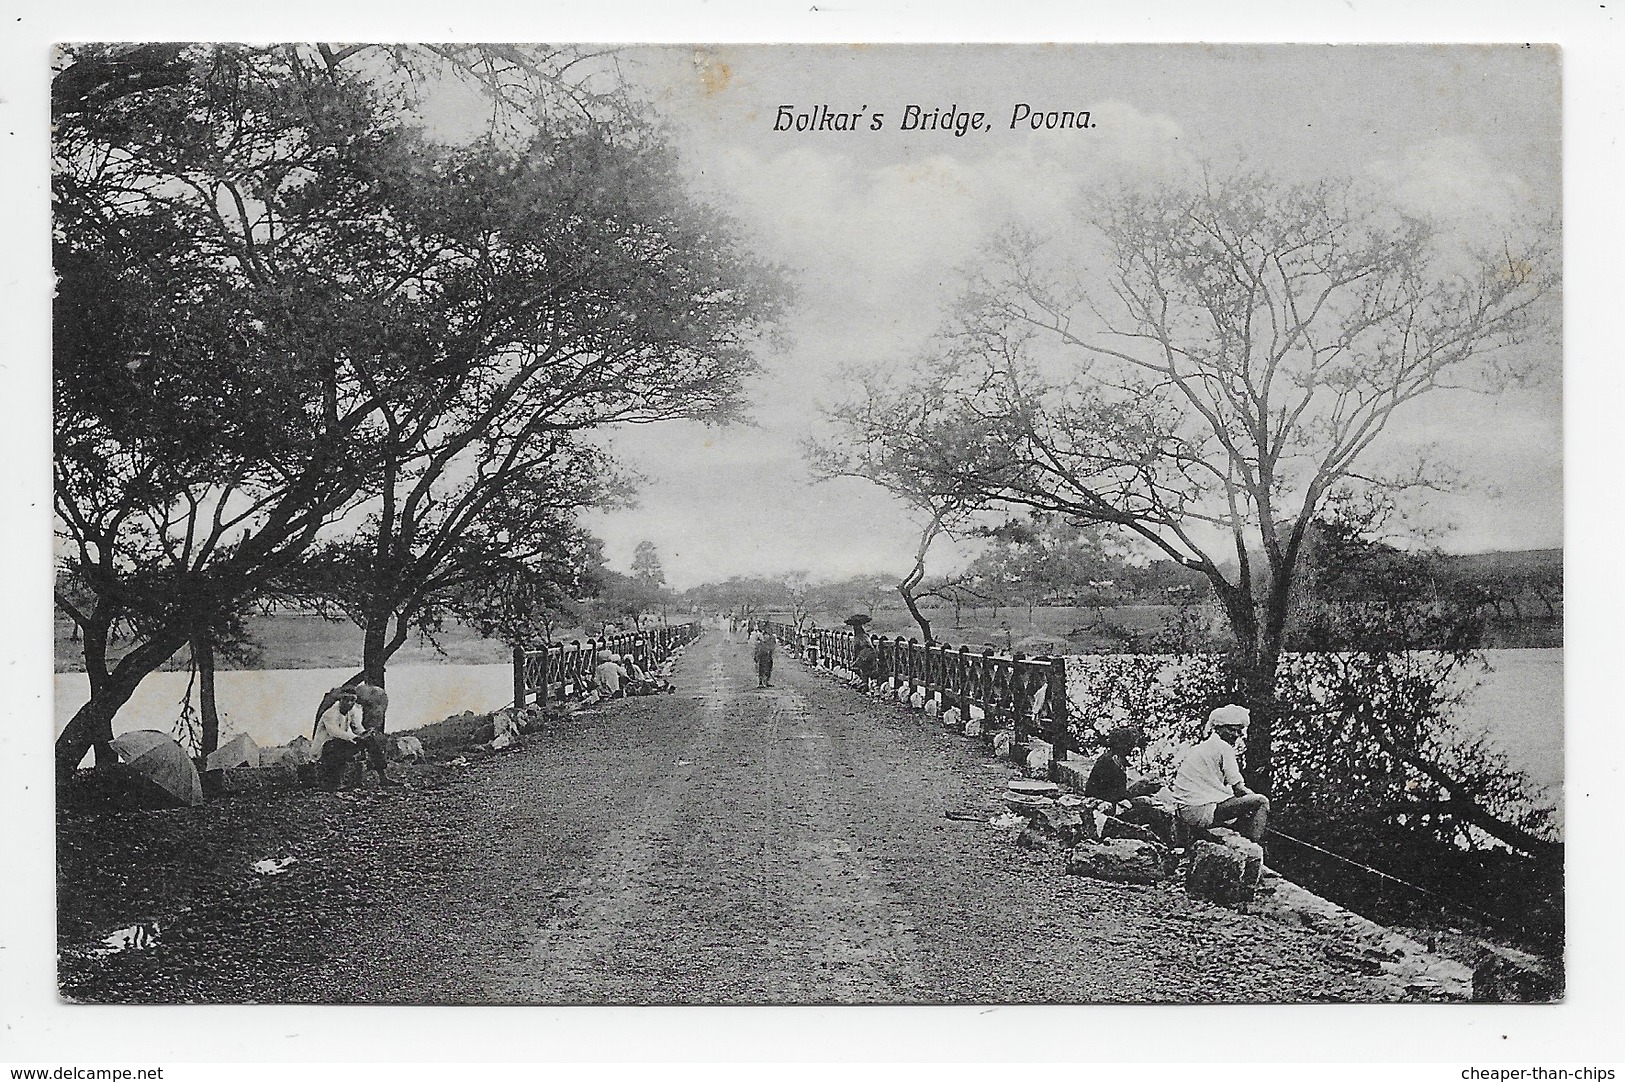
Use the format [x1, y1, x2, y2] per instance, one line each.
[1084, 725, 1174, 843]
[1170, 704, 1270, 850]
[312, 682, 398, 783]
[312, 687, 397, 790]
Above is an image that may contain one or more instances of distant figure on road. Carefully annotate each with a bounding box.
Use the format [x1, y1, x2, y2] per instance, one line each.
[1084, 725, 1173, 843]
[1171, 705, 1269, 848]
[752, 627, 777, 687]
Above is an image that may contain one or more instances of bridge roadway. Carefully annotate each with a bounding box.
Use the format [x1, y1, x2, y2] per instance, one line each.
[227, 631, 1404, 1003]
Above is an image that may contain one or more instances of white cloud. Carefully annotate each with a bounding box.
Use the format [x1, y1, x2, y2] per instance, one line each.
[590, 71, 1557, 589]
[1368, 136, 1537, 229]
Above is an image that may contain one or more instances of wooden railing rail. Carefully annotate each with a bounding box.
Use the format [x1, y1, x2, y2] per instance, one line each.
[760, 620, 1070, 780]
[513, 622, 703, 711]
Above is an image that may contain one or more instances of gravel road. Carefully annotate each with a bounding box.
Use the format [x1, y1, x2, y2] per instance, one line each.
[61, 631, 1408, 1004]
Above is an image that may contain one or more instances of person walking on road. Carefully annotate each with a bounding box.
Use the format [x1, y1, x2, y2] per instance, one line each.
[752, 626, 777, 687]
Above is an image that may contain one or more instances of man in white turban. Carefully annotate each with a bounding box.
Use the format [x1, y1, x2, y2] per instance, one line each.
[594, 653, 627, 698]
[1170, 704, 1270, 845]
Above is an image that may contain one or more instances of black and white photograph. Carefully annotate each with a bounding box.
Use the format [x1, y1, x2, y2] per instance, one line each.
[44, 38, 1566, 1007]
[8, 3, 1623, 1068]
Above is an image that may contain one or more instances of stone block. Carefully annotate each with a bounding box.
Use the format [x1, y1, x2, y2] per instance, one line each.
[1101, 816, 1162, 845]
[1065, 838, 1170, 883]
[1204, 827, 1264, 886]
[1185, 840, 1254, 905]
[1023, 744, 1052, 778]
[1017, 823, 1059, 851]
[1042, 801, 1090, 847]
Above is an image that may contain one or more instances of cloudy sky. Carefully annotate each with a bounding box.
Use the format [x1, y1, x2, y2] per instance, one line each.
[547, 44, 1562, 589]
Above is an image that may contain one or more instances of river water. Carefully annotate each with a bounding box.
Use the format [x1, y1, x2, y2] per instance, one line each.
[55, 646, 1563, 804]
[54, 663, 519, 756]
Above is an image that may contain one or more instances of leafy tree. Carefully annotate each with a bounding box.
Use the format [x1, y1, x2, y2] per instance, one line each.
[779, 570, 817, 633]
[1068, 516, 1560, 938]
[821, 574, 902, 621]
[631, 542, 667, 590]
[51, 42, 779, 773]
[959, 514, 1120, 622]
[287, 439, 621, 669]
[450, 534, 606, 648]
[679, 568, 806, 620]
[278, 122, 777, 685]
[1526, 562, 1563, 620]
[836, 167, 1555, 789]
[630, 541, 675, 623]
[583, 569, 671, 633]
[53, 44, 418, 773]
[812, 368, 993, 643]
[1269, 500, 1560, 940]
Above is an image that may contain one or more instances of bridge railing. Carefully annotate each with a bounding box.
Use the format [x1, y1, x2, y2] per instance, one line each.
[761, 621, 1071, 767]
[513, 622, 703, 711]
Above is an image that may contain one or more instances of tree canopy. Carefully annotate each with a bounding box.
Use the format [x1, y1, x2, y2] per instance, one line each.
[822, 166, 1556, 787]
[53, 43, 783, 772]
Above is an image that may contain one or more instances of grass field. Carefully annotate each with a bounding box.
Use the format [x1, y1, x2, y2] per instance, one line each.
[788, 602, 1216, 654]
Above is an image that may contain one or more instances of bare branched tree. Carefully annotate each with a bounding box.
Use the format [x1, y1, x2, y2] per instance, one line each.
[824, 167, 1556, 788]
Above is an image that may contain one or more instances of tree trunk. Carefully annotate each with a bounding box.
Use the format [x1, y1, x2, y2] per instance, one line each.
[898, 582, 934, 644]
[1242, 576, 1298, 796]
[192, 627, 220, 758]
[1208, 573, 1279, 793]
[362, 611, 390, 687]
[56, 631, 188, 780]
[79, 609, 113, 698]
[1239, 651, 1281, 795]
[362, 448, 399, 687]
[1360, 706, 1562, 861]
[360, 602, 416, 688]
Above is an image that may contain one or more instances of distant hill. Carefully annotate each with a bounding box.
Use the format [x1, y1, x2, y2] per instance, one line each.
[1441, 548, 1562, 575]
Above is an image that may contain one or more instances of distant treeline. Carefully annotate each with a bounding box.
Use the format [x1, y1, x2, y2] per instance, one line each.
[675, 541, 1563, 652]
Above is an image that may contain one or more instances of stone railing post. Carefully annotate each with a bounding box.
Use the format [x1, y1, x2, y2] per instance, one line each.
[513, 645, 526, 711]
[1047, 656, 1069, 783]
